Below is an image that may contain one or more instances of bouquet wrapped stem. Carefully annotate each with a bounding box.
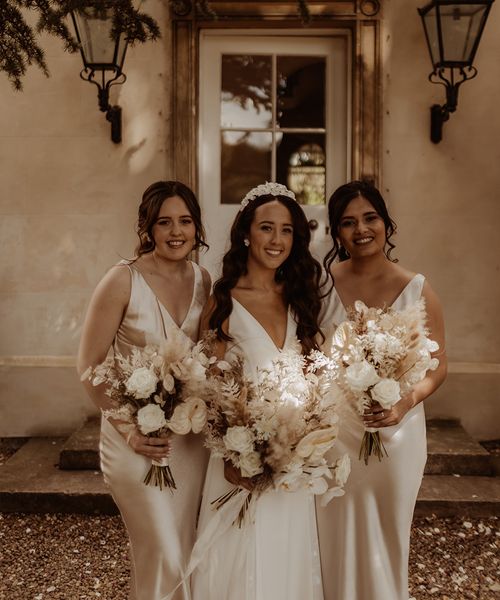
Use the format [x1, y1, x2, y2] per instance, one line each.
[144, 456, 176, 490]
[359, 430, 388, 465]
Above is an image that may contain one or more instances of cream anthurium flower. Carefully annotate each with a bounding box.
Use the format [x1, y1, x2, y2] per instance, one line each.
[137, 404, 167, 435]
[319, 486, 345, 507]
[295, 427, 337, 461]
[335, 454, 351, 487]
[126, 367, 159, 399]
[308, 475, 329, 496]
[168, 397, 207, 435]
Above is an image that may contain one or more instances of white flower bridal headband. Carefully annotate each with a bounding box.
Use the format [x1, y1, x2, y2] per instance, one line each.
[239, 182, 296, 211]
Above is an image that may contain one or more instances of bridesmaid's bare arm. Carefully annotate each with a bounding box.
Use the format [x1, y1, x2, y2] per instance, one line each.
[77, 265, 169, 460]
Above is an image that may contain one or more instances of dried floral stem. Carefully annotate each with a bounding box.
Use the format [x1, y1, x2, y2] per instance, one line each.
[143, 464, 176, 491]
[359, 431, 388, 465]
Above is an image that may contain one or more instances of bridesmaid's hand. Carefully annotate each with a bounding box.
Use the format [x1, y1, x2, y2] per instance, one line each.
[223, 460, 255, 492]
[363, 393, 416, 428]
[125, 428, 171, 460]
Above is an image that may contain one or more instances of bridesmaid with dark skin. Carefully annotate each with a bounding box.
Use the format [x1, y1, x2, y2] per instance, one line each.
[318, 180, 447, 600]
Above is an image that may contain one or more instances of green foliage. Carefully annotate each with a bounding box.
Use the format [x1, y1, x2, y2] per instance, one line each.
[1, 0, 311, 91]
[0, 0, 161, 90]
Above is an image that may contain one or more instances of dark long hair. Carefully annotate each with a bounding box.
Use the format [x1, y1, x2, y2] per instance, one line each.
[135, 180, 208, 257]
[323, 180, 397, 275]
[209, 194, 324, 354]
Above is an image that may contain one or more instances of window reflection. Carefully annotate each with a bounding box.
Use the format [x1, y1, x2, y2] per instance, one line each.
[277, 137, 326, 205]
[221, 131, 272, 204]
[277, 56, 326, 129]
[221, 55, 272, 128]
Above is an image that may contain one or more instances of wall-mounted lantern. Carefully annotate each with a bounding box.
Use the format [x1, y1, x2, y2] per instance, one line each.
[71, 7, 128, 143]
[418, 0, 494, 143]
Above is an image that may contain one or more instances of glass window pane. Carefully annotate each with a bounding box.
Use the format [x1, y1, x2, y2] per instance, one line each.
[221, 55, 272, 129]
[440, 5, 487, 63]
[277, 134, 326, 205]
[277, 56, 326, 129]
[221, 131, 272, 204]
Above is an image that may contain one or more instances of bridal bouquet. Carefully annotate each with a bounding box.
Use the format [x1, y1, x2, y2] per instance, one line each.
[204, 340, 350, 520]
[82, 329, 214, 489]
[331, 299, 439, 464]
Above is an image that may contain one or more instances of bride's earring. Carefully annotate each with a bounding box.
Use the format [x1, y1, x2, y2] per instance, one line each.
[243, 239, 250, 247]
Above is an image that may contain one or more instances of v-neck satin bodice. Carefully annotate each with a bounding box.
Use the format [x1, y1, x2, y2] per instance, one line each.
[320, 274, 425, 340]
[114, 260, 207, 356]
[226, 297, 297, 382]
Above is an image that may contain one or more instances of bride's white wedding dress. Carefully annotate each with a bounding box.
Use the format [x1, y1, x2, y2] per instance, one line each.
[318, 274, 427, 600]
[191, 299, 324, 600]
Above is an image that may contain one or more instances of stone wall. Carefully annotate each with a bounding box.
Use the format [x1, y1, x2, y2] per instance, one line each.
[0, 1, 498, 440]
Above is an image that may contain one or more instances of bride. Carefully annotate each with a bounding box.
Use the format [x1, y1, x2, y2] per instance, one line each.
[191, 182, 325, 600]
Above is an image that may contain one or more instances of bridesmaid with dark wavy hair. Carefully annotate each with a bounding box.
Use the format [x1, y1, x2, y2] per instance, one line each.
[318, 180, 447, 600]
[192, 182, 325, 600]
[78, 180, 211, 600]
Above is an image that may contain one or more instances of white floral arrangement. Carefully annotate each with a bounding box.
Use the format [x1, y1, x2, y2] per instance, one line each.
[331, 299, 439, 464]
[204, 339, 350, 521]
[239, 181, 296, 211]
[82, 328, 216, 489]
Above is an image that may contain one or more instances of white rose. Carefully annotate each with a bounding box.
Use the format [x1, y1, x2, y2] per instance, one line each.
[136, 404, 167, 434]
[239, 452, 263, 478]
[168, 397, 207, 435]
[223, 426, 255, 455]
[125, 367, 159, 399]
[345, 360, 380, 392]
[335, 454, 351, 487]
[371, 378, 401, 409]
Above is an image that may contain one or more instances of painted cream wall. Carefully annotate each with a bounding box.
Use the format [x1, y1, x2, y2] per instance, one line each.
[1, 2, 498, 440]
[381, 0, 500, 440]
[0, 1, 173, 435]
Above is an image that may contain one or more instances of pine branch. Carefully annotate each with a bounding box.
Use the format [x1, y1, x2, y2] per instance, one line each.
[0, 0, 161, 91]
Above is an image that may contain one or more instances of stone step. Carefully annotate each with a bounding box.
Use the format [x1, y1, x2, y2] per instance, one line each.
[56, 417, 495, 477]
[425, 419, 493, 476]
[0, 437, 117, 515]
[415, 475, 500, 517]
[59, 416, 100, 470]
[1, 437, 500, 517]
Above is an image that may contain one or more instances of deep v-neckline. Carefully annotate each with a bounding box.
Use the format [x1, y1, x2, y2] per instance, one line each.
[333, 274, 419, 314]
[232, 297, 291, 351]
[135, 262, 197, 330]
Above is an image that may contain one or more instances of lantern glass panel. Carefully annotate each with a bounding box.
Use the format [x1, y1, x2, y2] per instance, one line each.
[422, 7, 440, 65]
[439, 4, 488, 64]
[73, 9, 126, 70]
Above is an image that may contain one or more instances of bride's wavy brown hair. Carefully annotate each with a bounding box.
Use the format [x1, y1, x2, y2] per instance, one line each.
[323, 180, 398, 276]
[209, 194, 324, 354]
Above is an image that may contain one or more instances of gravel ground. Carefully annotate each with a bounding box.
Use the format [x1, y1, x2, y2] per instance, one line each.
[0, 513, 498, 600]
[1, 439, 499, 599]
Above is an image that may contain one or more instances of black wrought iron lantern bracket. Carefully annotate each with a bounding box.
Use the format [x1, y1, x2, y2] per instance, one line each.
[428, 64, 477, 143]
[79, 67, 126, 143]
[418, 0, 494, 143]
